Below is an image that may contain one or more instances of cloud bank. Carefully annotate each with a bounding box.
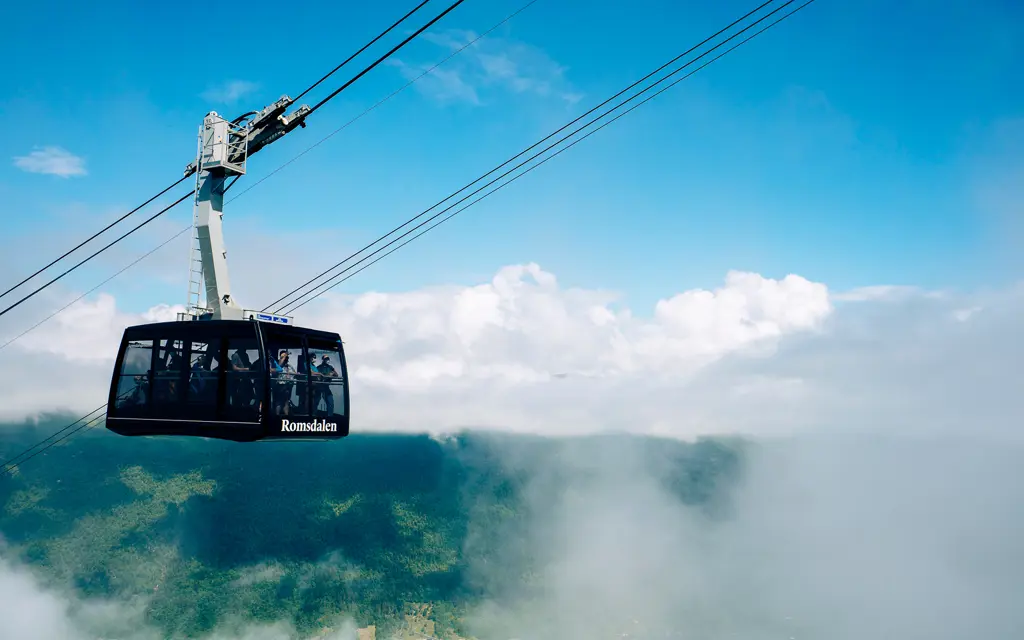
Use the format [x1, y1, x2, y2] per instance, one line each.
[462, 431, 1024, 639]
[0, 263, 1019, 443]
[1, 254, 1020, 637]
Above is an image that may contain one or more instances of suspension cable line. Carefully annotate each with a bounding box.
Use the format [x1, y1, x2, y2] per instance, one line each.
[1, 0, 817, 475]
[261, 0, 778, 312]
[0, 176, 189, 303]
[304, 0, 468, 119]
[0, 0, 538, 353]
[293, 0, 434, 102]
[0, 226, 191, 354]
[0, 192, 193, 319]
[286, 0, 817, 315]
[225, 0, 541, 208]
[1, 403, 109, 477]
[0, 0, 457, 312]
[268, 0, 796, 314]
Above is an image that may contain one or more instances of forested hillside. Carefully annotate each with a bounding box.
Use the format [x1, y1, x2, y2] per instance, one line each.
[0, 419, 743, 639]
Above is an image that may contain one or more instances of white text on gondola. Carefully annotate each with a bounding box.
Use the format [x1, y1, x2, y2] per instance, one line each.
[280, 419, 338, 432]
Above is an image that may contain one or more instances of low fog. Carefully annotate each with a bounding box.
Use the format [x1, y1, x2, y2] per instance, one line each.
[0, 423, 1019, 638]
[1, 429, 1022, 639]
[0, 551, 360, 640]
[461, 432, 1024, 639]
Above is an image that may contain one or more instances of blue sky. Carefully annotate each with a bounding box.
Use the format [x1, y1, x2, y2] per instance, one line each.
[1, 0, 1021, 316]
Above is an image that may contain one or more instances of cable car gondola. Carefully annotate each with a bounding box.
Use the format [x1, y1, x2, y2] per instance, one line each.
[106, 319, 350, 442]
[106, 110, 350, 442]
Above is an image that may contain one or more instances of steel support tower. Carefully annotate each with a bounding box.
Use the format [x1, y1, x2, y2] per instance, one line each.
[178, 96, 311, 324]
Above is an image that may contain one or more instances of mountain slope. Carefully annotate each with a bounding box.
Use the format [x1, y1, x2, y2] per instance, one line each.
[0, 422, 742, 638]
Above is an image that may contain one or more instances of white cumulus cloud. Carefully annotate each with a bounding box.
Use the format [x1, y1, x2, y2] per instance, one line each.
[0, 264, 1020, 442]
[13, 147, 87, 178]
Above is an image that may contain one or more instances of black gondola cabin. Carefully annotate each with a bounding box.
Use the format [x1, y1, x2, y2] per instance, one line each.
[106, 319, 350, 442]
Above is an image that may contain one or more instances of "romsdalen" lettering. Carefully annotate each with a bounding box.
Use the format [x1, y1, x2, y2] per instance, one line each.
[280, 419, 338, 433]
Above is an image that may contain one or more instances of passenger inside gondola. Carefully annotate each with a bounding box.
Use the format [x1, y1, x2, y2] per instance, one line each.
[297, 353, 311, 413]
[224, 343, 262, 419]
[229, 348, 253, 407]
[154, 343, 183, 403]
[315, 354, 338, 416]
[307, 355, 323, 414]
[126, 373, 149, 407]
[306, 341, 344, 419]
[188, 351, 218, 404]
[270, 348, 295, 415]
[189, 353, 205, 394]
